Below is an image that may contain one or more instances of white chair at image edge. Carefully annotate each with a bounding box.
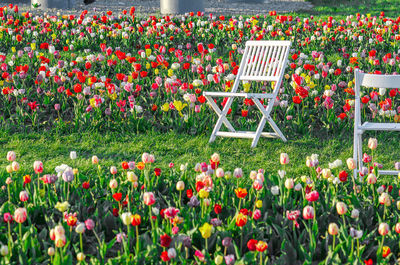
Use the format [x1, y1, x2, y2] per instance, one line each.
[353, 68, 400, 177]
[203, 40, 291, 148]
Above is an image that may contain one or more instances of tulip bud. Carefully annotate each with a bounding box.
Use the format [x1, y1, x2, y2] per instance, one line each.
[121, 212, 132, 226]
[110, 166, 117, 175]
[280, 153, 289, 165]
[378, 222, 389, 236]
[395, 223, 400, 234]
[92, 155, 99, 164]
[328, 223, 339, 235]
[55, 235, 66, 248]
[215, 168, 224, 178]
[351, 209, 360, 219]
[127, 171, 137, 182]
[303, 206, 315, 220]
[285, 178, 294, 189]
[346, 158, 356, 170]
[6, 165, 13, 173]
[210, 153, 220, 163]
[11, 161, 19, 172]
[176, 181, 185, 191]
[48, 247, 55, 256]
[233, 168, 243, 178]
[336, 202, 347, 215]
[271, 186, 279, 195]
[77, 252, 85, 261]
[0, 245, 8, 256]
[368, 138, 377, 150]
[6, 151, 16, 162]
[167, 248, 176, 259]
[379, 192, 391, 206]
[367, 174, 377, 184]
[255, 200, 263, 208]
[70, 151, 77, 160]
[75, 223, 86, 234]
[19, 190, 29, 202]
[322, 168, 332, 179]
[109, 179, 118, 189]
[215, 255, 223, 265]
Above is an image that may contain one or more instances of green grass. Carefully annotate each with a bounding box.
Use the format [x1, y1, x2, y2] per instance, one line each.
[299, 0, 400, 17]
[0, 131, 398, 178]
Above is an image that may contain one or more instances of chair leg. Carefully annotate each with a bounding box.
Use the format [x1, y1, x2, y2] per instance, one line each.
[268, 117, 287, 142]
[251, 117, 267, 148]
[357, 133, 363, 173]
[353, 128, 359, 179]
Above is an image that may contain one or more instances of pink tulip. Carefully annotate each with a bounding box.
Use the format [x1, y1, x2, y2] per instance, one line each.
[253, 209, 261, 220]
[378, 223, 389, 236]
[14, 208, 27, 223]
[302, 206, 314, 220]
[143, 192, 155, 206]
[33, 161, 43, 174]
[280, 153, 289, 165]
[305, 191, 319, 202]
[19, 191, 29, 202]
[6, 151, 16, 162]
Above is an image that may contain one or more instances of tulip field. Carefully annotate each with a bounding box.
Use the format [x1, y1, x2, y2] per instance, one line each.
[1, 1, 400, 264]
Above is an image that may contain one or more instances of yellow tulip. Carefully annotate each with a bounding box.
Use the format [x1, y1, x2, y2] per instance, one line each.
[11, 47, 16, 53]
[199, 189, 209, 199]
[145, 49, 152, 57]
[155, 69, 159, 75]
[173, 100, 187, 117]
[199, 222, 212, 239]
[55, 201, 70, 212]
[168, 69, 174, 77]
[146, 63, 150, 69]
[161, 103, 169, 112]
[31, 43, 36, 51]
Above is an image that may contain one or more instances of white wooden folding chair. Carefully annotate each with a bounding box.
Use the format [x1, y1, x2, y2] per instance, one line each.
[203, 40, 291, 148]
[353, 68, 400, 177]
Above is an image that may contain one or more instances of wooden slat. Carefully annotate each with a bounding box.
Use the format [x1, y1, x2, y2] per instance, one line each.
[259, 45, 273, 77]
[216, 131, 279, 139]
[267, 46, 282, 77]
[254, 46, 268, 77]
[244, 45, 257, 76]
[273, 46, 287, 77]
[203, 91, 274, 98]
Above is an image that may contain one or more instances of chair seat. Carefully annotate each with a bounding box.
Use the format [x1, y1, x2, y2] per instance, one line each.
[216, 131, 279, 139]
[359, 122, 400, 131]
[356, 169, 399, 176]
[203, 92, 274, 99]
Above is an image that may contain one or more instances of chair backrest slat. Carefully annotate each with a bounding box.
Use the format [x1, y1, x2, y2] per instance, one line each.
[267, 46, 282, 77]
[259, 45, 273, 78]
[244, 45, 257, 76]
[249, 46, 261, 76]
[274, 45, 289, 78]
[238, 41, 290, 83]
[254, 46, 267, 77]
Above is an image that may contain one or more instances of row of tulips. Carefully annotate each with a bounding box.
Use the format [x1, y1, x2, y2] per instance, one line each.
[1, 139, 400, 263]
[0, 5, 399, 135]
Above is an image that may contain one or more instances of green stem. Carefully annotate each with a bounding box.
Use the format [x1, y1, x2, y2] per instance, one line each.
[332, 235, 336, 250]
[80, 233, 83, 253]
[136, 226, 140, 256]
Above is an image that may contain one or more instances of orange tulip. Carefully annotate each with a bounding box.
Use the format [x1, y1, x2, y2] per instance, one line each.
[131, 214, 141, 226]
[255, 241, 268, 252]
[136, 162, 145, 170]
[235, 188, 248, 199]
[235, 213, 248, 227]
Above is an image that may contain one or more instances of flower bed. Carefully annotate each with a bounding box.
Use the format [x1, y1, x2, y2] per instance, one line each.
[0, 5, 399, 135]
[1, 139, 400, 263]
